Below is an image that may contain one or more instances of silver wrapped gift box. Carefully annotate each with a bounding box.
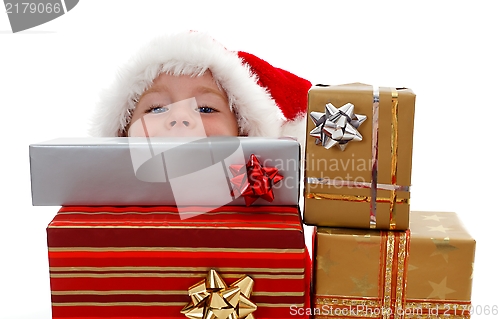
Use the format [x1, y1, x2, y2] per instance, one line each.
[30, 137, 301, 207]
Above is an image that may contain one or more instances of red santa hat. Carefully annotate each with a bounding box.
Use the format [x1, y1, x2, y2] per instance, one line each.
[90, 31, 311, 145]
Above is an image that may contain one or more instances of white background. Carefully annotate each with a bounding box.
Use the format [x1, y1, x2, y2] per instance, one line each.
[1, 1, 499, 318]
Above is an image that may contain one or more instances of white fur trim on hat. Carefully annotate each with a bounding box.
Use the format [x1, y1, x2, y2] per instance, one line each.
[90, 32, 289, 138]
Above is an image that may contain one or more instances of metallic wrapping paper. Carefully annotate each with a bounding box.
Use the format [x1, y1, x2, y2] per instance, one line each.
[304, 83, 415, 230]
[312, 211, 475, 319]
[30, 137, 300, 206]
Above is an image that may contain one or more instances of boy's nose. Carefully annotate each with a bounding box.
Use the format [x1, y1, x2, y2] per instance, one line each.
[166, 105, 198, 130]
[169, 120, 190, 128]
[156, 98, 207, 137]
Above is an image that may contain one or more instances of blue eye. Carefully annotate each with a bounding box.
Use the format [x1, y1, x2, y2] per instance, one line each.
[147, 105, 168, 114]
[198, 105, 216, 113]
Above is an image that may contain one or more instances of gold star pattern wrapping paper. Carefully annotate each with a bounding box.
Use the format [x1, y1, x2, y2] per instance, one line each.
[313, 211, 475, 319]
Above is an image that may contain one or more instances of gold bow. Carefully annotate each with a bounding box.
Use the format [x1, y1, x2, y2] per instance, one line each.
[181, 269, 257, 319]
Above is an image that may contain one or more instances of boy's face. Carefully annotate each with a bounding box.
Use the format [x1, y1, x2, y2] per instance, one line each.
[128, 72, 238, 137]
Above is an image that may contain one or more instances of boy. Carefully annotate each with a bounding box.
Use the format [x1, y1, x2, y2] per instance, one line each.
[88, 33, 314, 311]
[127, 72, 238, 138]
[90, 31, 312, 145]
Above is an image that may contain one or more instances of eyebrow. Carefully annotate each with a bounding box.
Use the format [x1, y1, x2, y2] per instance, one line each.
[139, 86, 166, 99]
[139, 85, 227, 102]
[195, 86, 228, 102]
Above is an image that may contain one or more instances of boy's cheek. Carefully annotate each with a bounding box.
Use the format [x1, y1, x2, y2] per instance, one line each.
[129, 115, 208, 138]
[202, 117, 238, 137]
[128, 119, 146, 137]
[127, 112, 238, 137]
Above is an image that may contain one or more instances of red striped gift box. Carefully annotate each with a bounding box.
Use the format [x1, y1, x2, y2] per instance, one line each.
[47, 206, 311, 319]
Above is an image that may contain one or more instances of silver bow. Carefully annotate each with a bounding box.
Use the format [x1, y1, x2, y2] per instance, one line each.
[309, 102, 367, 151]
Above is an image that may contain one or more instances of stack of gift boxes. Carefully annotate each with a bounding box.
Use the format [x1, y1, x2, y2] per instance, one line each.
[31, 138, 312, 319]
[30, 83, 476, 319]
[303, 83, 475, 319]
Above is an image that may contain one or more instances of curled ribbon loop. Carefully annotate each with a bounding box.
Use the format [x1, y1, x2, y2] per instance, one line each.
[230, 154, 283, 206]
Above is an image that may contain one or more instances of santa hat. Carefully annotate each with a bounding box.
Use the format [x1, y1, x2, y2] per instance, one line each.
[90, 31, 312, 145]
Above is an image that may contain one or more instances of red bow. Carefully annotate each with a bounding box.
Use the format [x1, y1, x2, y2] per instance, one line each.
[229, 154, 283, 206]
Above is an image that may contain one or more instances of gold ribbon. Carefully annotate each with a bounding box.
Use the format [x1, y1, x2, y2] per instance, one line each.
[307, 178, 409, 191]
[306, 193, 408, 204]
[50, 272, 303, 280]
[314, 230, 471, 318]
[389, 89, 399, 229]
[49, 266, 303, 273]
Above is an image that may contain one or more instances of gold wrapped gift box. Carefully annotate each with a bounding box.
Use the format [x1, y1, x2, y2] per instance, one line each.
[305, 83, 415, 230]
[312, 211, 475, 319]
